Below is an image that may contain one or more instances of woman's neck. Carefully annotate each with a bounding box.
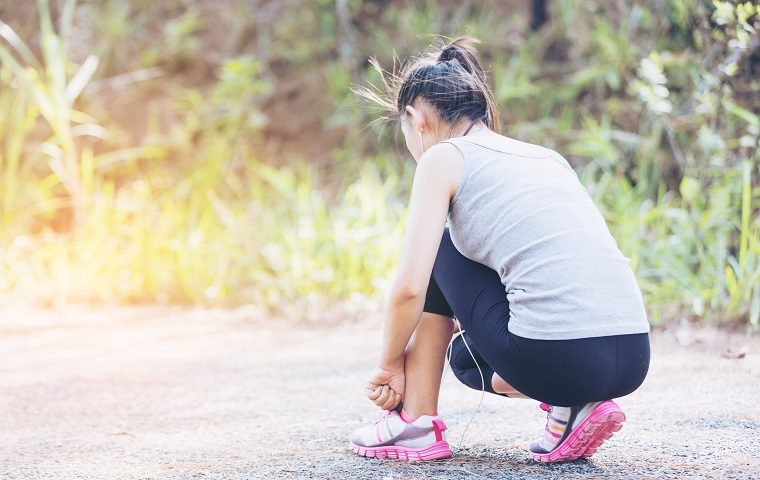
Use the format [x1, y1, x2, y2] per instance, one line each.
[426, 121, 490, 149]
[449, 121, 488, 140]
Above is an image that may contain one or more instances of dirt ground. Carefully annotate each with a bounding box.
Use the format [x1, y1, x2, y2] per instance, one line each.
[1, 305, 759, 480]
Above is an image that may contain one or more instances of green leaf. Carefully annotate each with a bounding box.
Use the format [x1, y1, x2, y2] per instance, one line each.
[605, 68, 621, 91]
[725, 101, 760, 126]
[0, 21, 42, 69]
[750, 283, 760, 327]
[65, 55, 98, 106]
[679, 176, 701, 204]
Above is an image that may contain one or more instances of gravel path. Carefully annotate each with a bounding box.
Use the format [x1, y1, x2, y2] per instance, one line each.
[1, 306, 758, 479]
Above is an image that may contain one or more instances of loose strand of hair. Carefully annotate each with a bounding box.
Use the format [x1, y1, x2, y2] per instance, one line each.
[355, 35, 501, 132]
[351, 56, 402, 126]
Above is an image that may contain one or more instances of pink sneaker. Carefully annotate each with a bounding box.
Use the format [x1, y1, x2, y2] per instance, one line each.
[349, 410, 452, 461]
[529, 400, 626, 462]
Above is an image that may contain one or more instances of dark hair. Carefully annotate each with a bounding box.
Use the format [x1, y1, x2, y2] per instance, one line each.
[357, 36, 501, 133]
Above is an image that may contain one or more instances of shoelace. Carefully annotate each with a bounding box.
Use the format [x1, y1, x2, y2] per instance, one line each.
[373, 411, 392, 425]
[538, 402, 571, 451]
[539, 403, 552, 445]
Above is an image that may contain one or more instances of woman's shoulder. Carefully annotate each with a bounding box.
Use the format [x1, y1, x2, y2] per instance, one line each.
[451, 133, 556, 160]
[420, 141, 466, 167]
[416, 142, 466, 198]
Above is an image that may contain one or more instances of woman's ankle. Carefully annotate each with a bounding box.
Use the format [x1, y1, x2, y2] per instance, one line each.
[399, 406, 437, 421]
[399, 409, 417, 423]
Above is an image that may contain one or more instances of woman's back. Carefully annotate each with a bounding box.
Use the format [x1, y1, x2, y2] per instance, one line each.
[444, 134, 649, 341]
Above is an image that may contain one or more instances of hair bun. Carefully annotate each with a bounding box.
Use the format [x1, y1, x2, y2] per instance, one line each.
[438, 45, 459, 63]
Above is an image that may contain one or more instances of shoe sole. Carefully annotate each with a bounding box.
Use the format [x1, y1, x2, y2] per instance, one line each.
[530, 400, 625, 463]
[350, 440, 452, 461]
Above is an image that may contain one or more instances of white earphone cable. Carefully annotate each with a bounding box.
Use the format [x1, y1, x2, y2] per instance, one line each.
[442, 318, 485, 448]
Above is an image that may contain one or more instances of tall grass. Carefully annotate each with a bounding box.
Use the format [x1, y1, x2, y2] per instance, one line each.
[0, 1, 408, 314]
[0, 0, 101, 229]
[586, 160, 760, 328]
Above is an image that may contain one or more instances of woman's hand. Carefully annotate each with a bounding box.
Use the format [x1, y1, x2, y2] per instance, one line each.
[365, 364, 405, 411]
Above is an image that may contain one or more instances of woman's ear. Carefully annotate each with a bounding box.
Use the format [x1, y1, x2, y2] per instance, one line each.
[406, 104, 426, 134]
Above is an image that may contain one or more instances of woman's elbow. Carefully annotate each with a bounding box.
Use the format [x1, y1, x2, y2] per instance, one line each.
[390, 281, 427, 304]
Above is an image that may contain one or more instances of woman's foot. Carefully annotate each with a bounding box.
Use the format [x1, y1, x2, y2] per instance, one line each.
[349, 410, 452, 461]
[529, 400, 626, 462]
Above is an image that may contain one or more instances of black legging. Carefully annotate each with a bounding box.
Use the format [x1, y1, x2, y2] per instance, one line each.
[424, 229, 650, 407]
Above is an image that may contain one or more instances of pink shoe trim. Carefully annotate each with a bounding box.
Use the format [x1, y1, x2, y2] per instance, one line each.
[531, 400, 626, 463]
[432, 419, 447, 442]
[399, 409, 416, 423]
[350, 440, 452, 461]
[539, 403, 551, 412]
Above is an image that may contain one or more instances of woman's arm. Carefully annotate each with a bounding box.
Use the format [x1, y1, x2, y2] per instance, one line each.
[366, 143, 464, 410]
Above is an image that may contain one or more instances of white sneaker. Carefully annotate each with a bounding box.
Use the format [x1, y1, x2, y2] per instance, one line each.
[349, 410, 452, 461]
[529, 400, 626, 462]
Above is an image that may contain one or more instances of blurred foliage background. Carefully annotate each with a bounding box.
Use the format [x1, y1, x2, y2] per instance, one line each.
[0, 0, 758, 328]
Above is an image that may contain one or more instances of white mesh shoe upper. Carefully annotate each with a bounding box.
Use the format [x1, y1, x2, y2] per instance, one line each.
[350, 411, 447, 449]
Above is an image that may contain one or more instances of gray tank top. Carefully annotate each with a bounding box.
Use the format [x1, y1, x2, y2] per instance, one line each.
[443, 136, 649, 340]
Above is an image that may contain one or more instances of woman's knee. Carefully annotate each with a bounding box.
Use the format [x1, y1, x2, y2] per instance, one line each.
[449, 334, 499, 394]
